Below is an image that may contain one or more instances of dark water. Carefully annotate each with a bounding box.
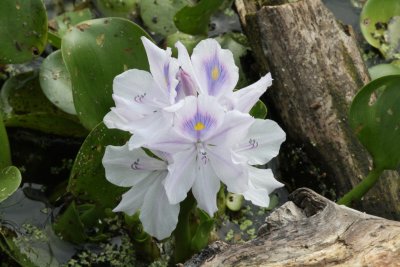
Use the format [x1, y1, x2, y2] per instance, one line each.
[323, 0, 361, 31]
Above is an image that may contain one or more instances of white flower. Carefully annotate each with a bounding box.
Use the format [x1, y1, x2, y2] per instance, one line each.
[140, 94, 254, 216]
[175, 39, 273, 112]
[102, 144, 179, 240]
[103, 37, 181, 148]
[102, 37, 286, 239]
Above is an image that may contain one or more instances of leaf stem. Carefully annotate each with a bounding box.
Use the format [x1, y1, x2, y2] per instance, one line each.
[337, 167, 384, 206]
[47, 31, 62, 49]
[173, 193, 196, 264]
[0, 113, 11, 169]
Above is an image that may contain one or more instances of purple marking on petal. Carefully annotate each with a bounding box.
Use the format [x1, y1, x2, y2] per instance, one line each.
[204, 55, 228, 96]
[176, 69, 197, 100]
[163, 63, 171, 93]
[182, 112, 216, 140]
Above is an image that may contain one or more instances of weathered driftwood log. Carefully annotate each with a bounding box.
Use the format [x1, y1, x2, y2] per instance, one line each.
[235, 0, 400, 219]
[185, 188, 400, 266]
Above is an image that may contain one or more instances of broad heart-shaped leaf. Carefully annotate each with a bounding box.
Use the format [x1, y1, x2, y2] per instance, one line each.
[349, 75, 400, 170]
[174, 0, 224, 35]
[140, 0, 189, 36]
[67, 122, 129, 210]
[49, 8, 93, 38]
[0, 71, 87, 137]
[0, 0, 47, 64]
[0, 166, 22, 203]
[0, 113, 11, 169]
[95, 0, 139, 18]
[39, 50, 76, 115]
[360, 0, 400, 58]
[47, 8, 93, 48]
[62, 18, 150, 130]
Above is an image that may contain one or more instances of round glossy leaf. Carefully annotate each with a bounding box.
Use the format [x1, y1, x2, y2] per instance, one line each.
[0, 0, 48, 64]
[0, 71, 87, 137]
[360, 0, 400, 56]
[67, 122, 130, 209]
[369, 63, 400, 80]
[39, 50, 76, 115]
[49, 8, 93, 37]
[349, 75, 400, 170]
[95, 0, 139, 17]
[0, 166, 22, 203]
[166, 31, 204, 56]
[140, 0, 188, 36]
[62, 18, 150, 130]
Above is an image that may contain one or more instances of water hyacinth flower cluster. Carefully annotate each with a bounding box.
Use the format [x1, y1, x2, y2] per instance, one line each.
[102, 37, 286, 240]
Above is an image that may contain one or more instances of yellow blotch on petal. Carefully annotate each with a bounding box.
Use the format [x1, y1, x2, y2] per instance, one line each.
[211, 66, 219, 80]
[194, 122, 206, 131]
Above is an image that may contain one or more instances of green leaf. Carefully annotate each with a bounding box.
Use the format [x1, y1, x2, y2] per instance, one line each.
[39, 50, 76, 115]
[360, 0, 400, 59]
[58, 123, 129, 243]
[369, 63, 400, 80]
[191, 209, 213, 251]
[95, 0, 139, 17]
[140, 0, 188, 36]
[349, 75, 400, 170]
[67, 122, 130, 209]
[0, 113, 11, 169]
[174, 0, 224, 35]
[62, 18, 150, 130]
[0, 71, 88, 137]
[0, 0, 48, 64]
[53, 201, 87, 244]
[0, 166, 22, 203]
[166, 32, 205, 57]
[250, 100, 268, 119]
[49, 8, 93, 38]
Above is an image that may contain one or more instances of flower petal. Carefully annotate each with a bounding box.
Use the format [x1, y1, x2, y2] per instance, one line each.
[206, 110, 254, 147]
[191, 39, 239, 98]
[164, 148, 197, 204]
[249, 167, 283, 191]
[128, 110, 175, 149]
[141, 37, 179, 104]
[176, 41, 198, 98]
[173, 94, 225, 141]
[231, 73, 273, 113]
[113, 69, 163, 110]
[112, 172, 159, 215]
[208, 146, 248, 194]
[140, 173, 180, 240]
[191, 150, 220, 216]
[103, 144, 167, 187]
[242, 167, 283, 207]
[233, 119, 286, 165]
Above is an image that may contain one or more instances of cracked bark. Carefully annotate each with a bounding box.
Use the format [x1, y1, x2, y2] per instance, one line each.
[234, 0, 400, 219]
[185, 188, 400, 266]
